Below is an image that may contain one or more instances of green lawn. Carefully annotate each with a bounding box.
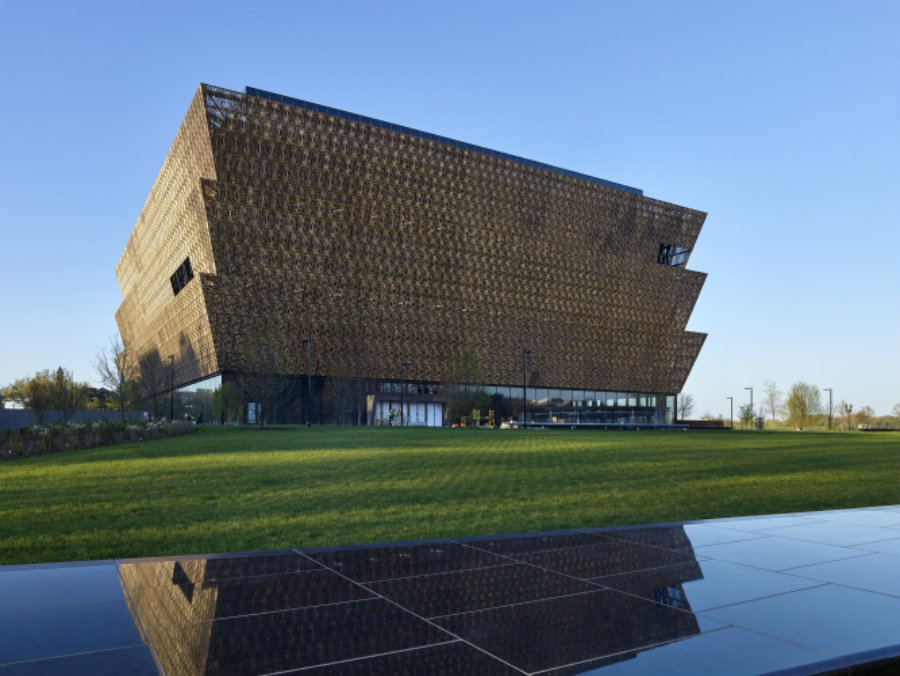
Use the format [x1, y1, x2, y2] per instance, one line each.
[1, 426, 897, 565]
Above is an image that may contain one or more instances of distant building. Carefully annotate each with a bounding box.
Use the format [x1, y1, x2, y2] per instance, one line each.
[115, 84, 707, 426]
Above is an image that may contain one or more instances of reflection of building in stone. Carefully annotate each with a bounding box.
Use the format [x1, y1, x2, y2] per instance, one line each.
[609, 523, 705, 617]
[120, 527, 707, 675]
[596, 524, 706, 613]
[115, 84, 707, 426]
[120, 555, 377, 675]
[120, 559, 218, 675]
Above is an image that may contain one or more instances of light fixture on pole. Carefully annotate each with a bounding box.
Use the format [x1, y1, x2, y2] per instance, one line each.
[823, 388, 832, 431]
[522, 349, 532, 430]
[169, 354, 175, 421]
[744, 386, 753, 429]
[727, 396, 733, 429]
[399, 362, 409, 427]
[301, 337, 312, 426]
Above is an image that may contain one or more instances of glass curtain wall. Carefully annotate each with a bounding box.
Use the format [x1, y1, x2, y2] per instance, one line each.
[483, 385, 673, 426]
[173, 374, 222, 423]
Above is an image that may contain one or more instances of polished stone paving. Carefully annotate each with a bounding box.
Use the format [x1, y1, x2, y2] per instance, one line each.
[1, 506, 897, 675]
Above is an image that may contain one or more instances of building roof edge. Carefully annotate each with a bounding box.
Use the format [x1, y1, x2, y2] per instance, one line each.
[243, 85, 643, 197]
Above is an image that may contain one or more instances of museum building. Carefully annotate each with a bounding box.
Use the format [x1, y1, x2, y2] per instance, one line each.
[115, 84, 707, 426]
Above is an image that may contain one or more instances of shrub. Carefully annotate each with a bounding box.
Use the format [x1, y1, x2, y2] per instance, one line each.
[0, 419, 196, 461]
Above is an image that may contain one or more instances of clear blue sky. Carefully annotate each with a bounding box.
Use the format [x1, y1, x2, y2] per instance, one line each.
[1, 0, 897, 417]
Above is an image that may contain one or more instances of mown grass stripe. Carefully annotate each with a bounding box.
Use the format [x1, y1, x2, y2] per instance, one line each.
[1, 427, 897, 565]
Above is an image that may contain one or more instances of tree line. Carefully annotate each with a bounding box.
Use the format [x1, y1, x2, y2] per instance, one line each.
[2, 336, 158, 424]
[680, 381, 898, 430]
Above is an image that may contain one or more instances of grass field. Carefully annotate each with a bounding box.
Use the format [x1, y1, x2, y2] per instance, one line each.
[1, 426, 897, 565]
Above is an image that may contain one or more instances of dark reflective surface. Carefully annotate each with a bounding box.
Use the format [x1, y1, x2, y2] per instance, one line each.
[145, 599, 450, 676]
[519, 539, 699, 578]
[367, 562, 599, 617]
[0, 601, 145, 663]
[0, 563, 124, 614]
[693, 534, 873, 570]
[279, 640, 523, 676]
[461, 531, 611, 555]
[788, 551, 900, 596]
[306, 542, 506, 581]
[542, 626, 845, 676]
[118, 551, 319, 589]
[127, 569, 373, 625]
[594, 558, 823, 611]
[1, 506, 897, 675]
[606, 523, 764, 549]
[0, 646, 158, 676]
[434, 590, 720, 674]
[701, 583, 900, 658]
[754, 520, 899, 547]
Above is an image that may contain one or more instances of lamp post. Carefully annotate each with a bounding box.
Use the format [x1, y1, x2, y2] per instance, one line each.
[301, 337, 312, 426]
[744, 386, 753, 429]
[399, 361, 409, 427]
[522, 349, 532, 430]
[823, 388, 832, 431]
[727, 396, 733, 429]
[168, 354, 175, 421]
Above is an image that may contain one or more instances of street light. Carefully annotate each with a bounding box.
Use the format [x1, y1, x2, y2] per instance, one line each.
[744, 386, 753, 429]
[522, 349, 532, 430]
[301, 337, 312, 426]
[168, 354, 175, 421]
[823, 388, 832, 430]
[399, 361, 409, 427]
[726, 396, 733, 429]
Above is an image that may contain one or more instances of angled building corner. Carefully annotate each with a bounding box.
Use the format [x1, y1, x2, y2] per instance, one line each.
[116, 86, 220, 392]
[116, 83, 707, 426]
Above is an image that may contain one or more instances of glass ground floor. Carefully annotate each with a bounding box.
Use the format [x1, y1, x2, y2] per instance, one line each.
[367, 382, 675, 427]
[162, 372, 676, 427]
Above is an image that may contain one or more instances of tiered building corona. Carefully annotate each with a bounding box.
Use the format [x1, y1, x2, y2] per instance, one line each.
[115, 84, 707, 426]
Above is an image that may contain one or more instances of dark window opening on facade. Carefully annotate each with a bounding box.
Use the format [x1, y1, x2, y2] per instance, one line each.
[654, 585, 689, 608]
[170, 257, 194, 296]
[658, 243, 691, 267]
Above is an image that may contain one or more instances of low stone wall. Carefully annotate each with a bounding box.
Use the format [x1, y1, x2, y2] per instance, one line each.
[0, 409, 147, 433]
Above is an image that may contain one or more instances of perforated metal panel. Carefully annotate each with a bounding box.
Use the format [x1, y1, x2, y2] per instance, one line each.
[116, 84, 707, 397]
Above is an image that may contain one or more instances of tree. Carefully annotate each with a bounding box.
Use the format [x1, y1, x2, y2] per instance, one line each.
[677, 393, 695, 421]
[855, 405, 875, 429]
[891, 402, 900, 419]
[446, 347, 490, 425]
[94, 336, 138, 422]
[738, 403, 755, 429]
[785, 381, 821, 429]
[4, 371, 54, 423]
[86, 387, 113, 411]
[51, 367, 88, 423]
[837, 400, 853, 431]
[762, 381, 782, 423]
[211, 381, 241, 424]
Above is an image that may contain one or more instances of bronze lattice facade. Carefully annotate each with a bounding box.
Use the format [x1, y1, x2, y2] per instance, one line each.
[116, 84, 707, 425]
